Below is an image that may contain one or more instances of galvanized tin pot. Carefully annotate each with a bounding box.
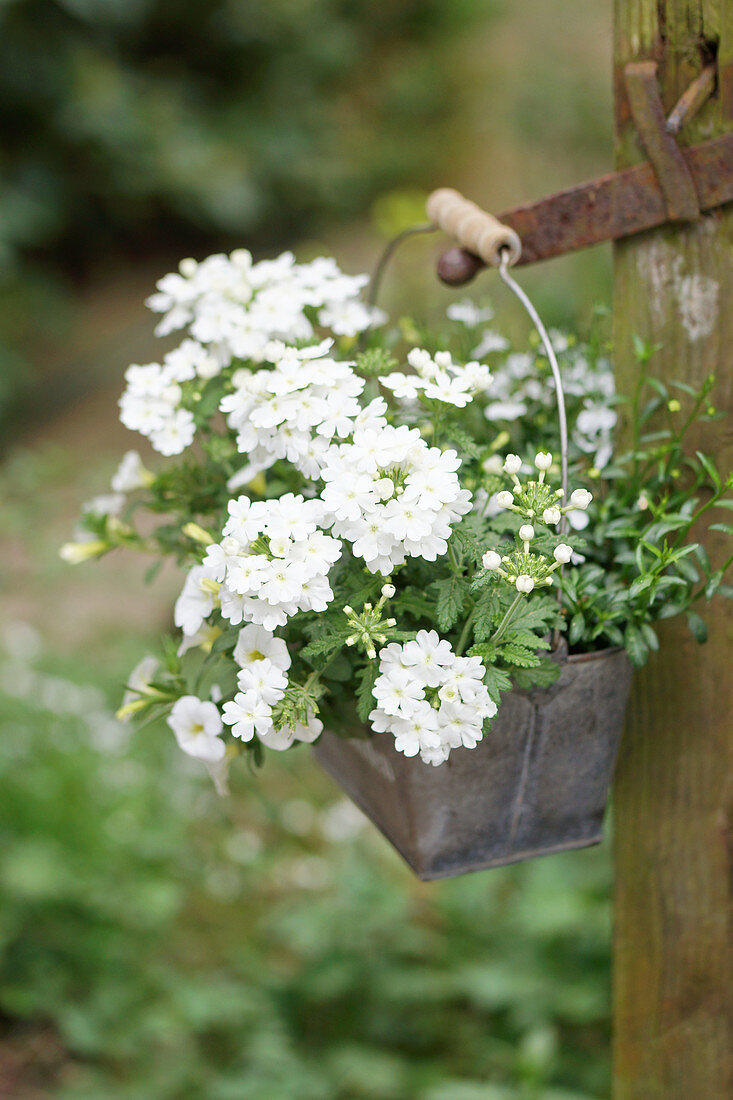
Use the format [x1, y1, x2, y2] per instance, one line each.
[314, 647, 632, 880]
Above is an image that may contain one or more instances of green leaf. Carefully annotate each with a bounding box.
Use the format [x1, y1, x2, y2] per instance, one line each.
[499, 643, 541, 669]
[510, 660, 562, 691]
[468, 655, 512, 704]
[444, 426, 482, 461]
[696, 450, 721, 490]
[435, 576, 469, 631]
[685, 610, 708, 644]
[624, 622, 649, 668]
[706, 569, 725, 598]
[710, 523, 733, 536]
[628, 574, 654, 600]
[300, 630, 351, 661]
[356, 662, 379, 722]
[568, 611, 586, 646]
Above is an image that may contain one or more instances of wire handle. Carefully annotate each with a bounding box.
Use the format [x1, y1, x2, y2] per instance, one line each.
[426, 188, 522, 268]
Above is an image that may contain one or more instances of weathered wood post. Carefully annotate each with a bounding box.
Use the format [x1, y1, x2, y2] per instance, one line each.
[613, 3, 732, 1098]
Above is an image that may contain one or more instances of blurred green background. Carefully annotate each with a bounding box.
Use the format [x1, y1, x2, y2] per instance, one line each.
[1, 2, 615, 1096]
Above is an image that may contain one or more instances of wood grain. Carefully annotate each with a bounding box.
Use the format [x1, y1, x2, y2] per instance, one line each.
[612, 2, 733, 1097]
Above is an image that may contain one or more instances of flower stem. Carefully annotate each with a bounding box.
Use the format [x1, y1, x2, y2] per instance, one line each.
[490, 593, 524, 646]
[455, 608, 476, 656]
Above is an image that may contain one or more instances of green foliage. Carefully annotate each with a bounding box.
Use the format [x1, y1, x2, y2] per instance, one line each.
[0, 637, 612, 1099]
[0, 0, 488, 432]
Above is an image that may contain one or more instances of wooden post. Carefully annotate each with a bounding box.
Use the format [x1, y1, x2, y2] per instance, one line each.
[613, 3, 733, 1098]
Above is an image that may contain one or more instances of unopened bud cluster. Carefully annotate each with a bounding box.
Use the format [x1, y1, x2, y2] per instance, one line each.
[344, 583, 397, 660]
[480, 452, 589, 594]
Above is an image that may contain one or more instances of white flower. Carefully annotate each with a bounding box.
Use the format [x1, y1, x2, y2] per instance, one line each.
[237, 658, 288, 706]
[446, 299, 493, 326]
[637, 494, 650, 511]
[381, 583, 396, 598]
[174, 564, 220, 637]
[482, 550, 502, 570]
[472, 331, 509, 358]
[519, 524, 535, 542]
[320, 425, 471, 574]
[535, 451, 553, 470]
[570, 488, 593, 510]
[209, 495, 341, 630]
[503, 454, 522, 475]
[495, 490, 515, 509]
[167, 696, 226, 763]
[111, 451, 152, 492]
[119, 655, 159, 719]
[553, 543, 573, 564]
[370, 631, 496, 765]
[543, 506, 562, 526]
[234, 624, 291, 672]
[83, 493, 125, 518]
[222, 691, 272, 741]
[515, 574, 535, 594]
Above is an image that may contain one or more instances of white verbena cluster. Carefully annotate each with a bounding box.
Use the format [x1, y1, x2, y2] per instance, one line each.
[147, 249, 383, 350]
[381, 347, 492, 408]
[220, 339, 366, 480]
[474, 332, 616, 470]
[320, 424, 472, 574]
[175, 494, 342, 634]
[369, 631, 497, 766]
[119, 250, 385, 457]
[221, 624, 322, 751]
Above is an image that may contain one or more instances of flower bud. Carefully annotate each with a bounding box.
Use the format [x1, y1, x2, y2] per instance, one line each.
[515, 574, 535, 594]
[570, 488, 593, 510]
[543, 506, 561, 525]
[503, 453, 522, 475]
[482, 550, 502, 571]
[519, 524, 535, 542]
[535, 451, 553, 470]
[496, 490, 515, 509]
[553, 543, 573, 564]
[381, 583, 396, 598]
[481, 454, 503, 475]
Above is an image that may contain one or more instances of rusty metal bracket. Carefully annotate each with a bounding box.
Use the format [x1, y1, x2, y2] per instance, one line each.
[437, 62, 731, 284]
[624, 60, 700, 221]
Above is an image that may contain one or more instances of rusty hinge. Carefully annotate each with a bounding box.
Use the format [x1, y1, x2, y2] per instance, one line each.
[437, 61, 732, 284]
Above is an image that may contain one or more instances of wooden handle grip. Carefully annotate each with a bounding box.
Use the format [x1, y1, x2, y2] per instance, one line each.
[426, 188, 522, 267]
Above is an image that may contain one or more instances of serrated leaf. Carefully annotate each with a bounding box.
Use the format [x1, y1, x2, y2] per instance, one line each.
[510, 659, 562, 691]
[471, 660, 512, 704]
[444, 426, 482, 461]
[300, 631, 351, 661]
[499, 643, 542, 668]
[356, 662, 379, 722]
[435, 576, 469, 631]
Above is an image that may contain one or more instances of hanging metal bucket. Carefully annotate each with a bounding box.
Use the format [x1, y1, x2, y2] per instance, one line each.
[314, 647, 632, 880]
